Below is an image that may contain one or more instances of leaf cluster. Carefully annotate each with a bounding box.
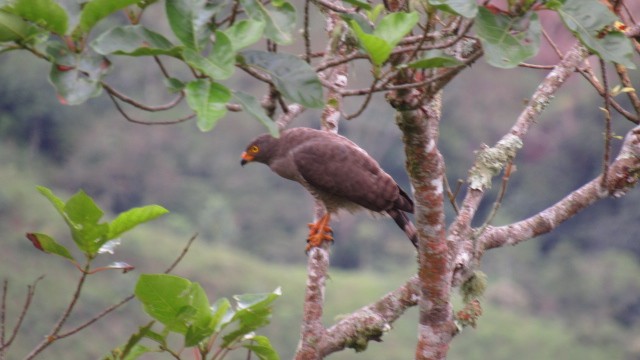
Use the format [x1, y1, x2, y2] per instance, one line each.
[106, 274, 281, 360]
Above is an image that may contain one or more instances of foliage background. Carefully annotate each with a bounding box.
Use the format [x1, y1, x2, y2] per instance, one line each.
[1, 2, 640, 359]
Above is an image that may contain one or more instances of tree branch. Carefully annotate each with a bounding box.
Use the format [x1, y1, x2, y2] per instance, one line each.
[295, 8, 350, 360]
[319, 276, 420, 356]
[449, 42, 591, 287]
[479, 125, 640, 251]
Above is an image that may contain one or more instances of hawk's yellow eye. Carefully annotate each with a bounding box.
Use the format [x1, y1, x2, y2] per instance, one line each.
[250, 145, 260, 153]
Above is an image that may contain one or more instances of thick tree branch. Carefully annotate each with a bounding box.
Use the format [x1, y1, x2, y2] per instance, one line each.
[295, 9, 349, 360]
[319, 276, 420, 356]
[450, 42, 591, 286]
[392, 88, 453, 359]
[479, 125, 640, 251]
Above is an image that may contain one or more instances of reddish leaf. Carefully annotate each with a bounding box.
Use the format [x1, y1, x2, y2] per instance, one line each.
[26, 232, 44, 251]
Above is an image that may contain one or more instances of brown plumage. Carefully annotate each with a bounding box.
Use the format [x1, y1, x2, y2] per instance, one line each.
[241, 127, 417, 251]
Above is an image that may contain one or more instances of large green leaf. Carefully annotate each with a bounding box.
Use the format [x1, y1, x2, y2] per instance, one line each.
[348, 11, 419, 66]
[224, 19, 265, 51]
[0, 10, 33, 42]
[76, 0, 144, 36]
[233, 91, 279, 137]
[165, 0, 221, 50]
[47, 42, 110, 105]
[135, 274, 213, 336]
[10, 0, 68, 34]
[91, 25, 181, 57]
[107, 205, 169, 240]
[239, 0, 295, 45]
[349, 20, 391, 66]
[555, 0, 635, 69]
[374, 12, 419, 49]
[429, 0, 478, 18]
[239, 50, 323, 108]
[185, 79, 231, 131]
[182, 31, 235, 80]
[475, 7, 541, 68]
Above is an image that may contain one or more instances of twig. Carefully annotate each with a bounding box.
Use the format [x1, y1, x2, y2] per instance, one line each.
[164, 233, 198, 274]
[474, 161, 514, 241]
[153, 56, 171, 79]
[344, 77, 380, 120]
[542, 28, 564, 59]
[518, 63, 556, 70]
[577, 63, 639, 123]
[1, 280, 5, 352]
[600, 59, 612, 188]
[0, 276, 43, 353]
[304, 0, 312, 64]
[614, 64, 640, 117]
[107, 90, 197, 125]
[57, 234, 198, 341]
[103, 83, 185, 112]
[25, 264, 90, 360]
[443, 175, 461, 215]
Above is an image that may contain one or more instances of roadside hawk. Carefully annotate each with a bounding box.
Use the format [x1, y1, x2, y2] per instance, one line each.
[241, 127, 417, 251]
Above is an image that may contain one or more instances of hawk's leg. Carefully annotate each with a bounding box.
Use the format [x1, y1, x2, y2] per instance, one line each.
[306, 213, 333, 252]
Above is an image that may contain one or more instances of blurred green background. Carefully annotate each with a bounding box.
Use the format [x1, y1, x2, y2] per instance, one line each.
[1, 6, 640, 359]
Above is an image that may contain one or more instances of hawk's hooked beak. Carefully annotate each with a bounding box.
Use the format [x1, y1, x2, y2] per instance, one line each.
[240, 152, 254, 166]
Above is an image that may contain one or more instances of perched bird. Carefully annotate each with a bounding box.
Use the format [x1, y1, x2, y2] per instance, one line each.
[241, 127, 417, 251]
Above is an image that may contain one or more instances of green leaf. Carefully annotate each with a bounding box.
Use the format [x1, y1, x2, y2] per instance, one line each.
[233, 91, 279, 137]
[373, 11, 419, 49]
[365, 4, 384, 23]
[347, 12, 419, 66]
[222, 287, 281, 347]
[185, 79, 231, 131]
[47, 42, 110, 105]
[165, 0, 220, 50]
[34, 186, 109, 256]
[429, 0, 478, 18]
[26, 232, 76, 262]
[555, 0, 635, 68]
[239, 50, 323, 108]
[406, 50, 464, 68]
[239, 0, 295, 45]
[243, 335, 280, 360]
[36, 185, 65, 215]
[349, 20, 391, 66]
[475, 7, 541, 68]
[10, 0, 68, 34]
[234, 287, 281, 309]
[224, 19, 265, 51]
[64, 190, 104, 226]
[0, 10, 32, 42]
[209, 297, 234, 333]
[135, 274, 213, 335]
[108, 205, 168, 240]
[164, 77, 185, 93]
[63, 189, 110, 253]
[91, 25, 181, 57]
[77, 0, 144, 36]
[182, 31, 235, 80]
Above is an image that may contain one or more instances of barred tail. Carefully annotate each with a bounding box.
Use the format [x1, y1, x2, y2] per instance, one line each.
[386, 209, 418, 249]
